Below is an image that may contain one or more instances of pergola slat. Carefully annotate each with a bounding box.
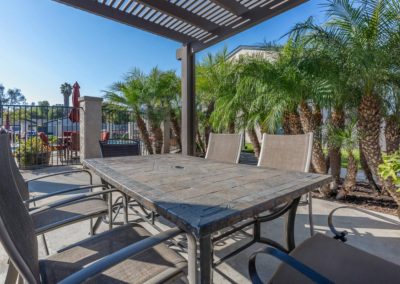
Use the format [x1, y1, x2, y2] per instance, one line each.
[54, 0, 195, 43]
[191, 0, 307, 52]
[137, 0, 219, 32]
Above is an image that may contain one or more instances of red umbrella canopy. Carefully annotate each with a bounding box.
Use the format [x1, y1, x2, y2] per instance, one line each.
[69, 82, 80, 123]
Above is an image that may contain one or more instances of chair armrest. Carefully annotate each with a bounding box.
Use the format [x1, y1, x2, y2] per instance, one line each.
[58, 227, 183, 284]
[28, 188, 118, 216]
[328, 206, 400, 242]
[25, 184, 106, 205]
[26, 169, 93, 184]
[249, 246, 333, 284]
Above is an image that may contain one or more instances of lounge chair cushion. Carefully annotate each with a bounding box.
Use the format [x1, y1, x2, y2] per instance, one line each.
[32, 197, 108, 232]
[39, 224, 187, 283]
[270, 233, 400, 284]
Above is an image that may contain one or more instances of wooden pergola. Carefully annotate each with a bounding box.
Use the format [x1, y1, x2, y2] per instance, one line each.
[54, 0, 307, 155]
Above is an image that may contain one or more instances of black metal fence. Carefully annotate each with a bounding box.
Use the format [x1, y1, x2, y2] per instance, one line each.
[101, 106, 149, 156]
[1, 104, 80, 169]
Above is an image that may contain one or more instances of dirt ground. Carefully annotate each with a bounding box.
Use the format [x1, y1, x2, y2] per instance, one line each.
[313, 182, 399, 216]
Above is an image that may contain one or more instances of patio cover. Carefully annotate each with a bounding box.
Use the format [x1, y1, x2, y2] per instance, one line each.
[54, 0, 308, 154]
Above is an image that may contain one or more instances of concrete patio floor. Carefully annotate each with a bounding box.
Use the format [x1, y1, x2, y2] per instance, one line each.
[1, 165, 399, 283]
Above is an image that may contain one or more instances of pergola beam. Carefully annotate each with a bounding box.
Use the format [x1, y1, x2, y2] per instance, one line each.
[137, 0, 219, 32]
[54, 0, 194, 44]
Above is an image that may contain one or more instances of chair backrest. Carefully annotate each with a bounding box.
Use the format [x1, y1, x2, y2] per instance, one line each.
[70, 132, 80, 151]
[100, 131, 110, 142]
[2, 134, 30, 201]
[38, 132, 49, 146]
[0, 134, 40, 283]
[99, 139, 141, 158]
[205, 133, 243, 164]
[257, 133, 313, 172]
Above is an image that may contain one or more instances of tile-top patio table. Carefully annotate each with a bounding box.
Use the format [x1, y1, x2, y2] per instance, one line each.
[83, 154, 331, 283]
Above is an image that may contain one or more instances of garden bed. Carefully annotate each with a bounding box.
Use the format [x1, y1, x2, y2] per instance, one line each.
[313, 183, 398, 216]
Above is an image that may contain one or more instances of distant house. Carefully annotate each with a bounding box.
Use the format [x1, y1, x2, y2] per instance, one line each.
[45, 117, 79, 136]
[227, 45, 279, 62]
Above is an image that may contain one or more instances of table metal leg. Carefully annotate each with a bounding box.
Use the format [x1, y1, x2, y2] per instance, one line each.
[308, 192, 315, 236]
[199, 235, 213, 284]
[284, 197, 300, 251]
[187, 233, 198, 284]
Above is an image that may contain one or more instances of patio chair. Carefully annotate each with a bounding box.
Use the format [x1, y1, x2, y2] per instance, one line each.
[66, 131, 80, 160]
[249, 227, 400, 283]
[205, 133, 243, 164]
[99, 139, 156, 228]
[100, 130, 110, 142]
[38, 132, 66, 161]
[0, 149, 187, 284]
[257, 133, 315, 236]
[99, 139, 141, 158]
[0, 133, 115, 256]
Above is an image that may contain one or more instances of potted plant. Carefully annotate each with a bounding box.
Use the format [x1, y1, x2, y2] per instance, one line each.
[16, 136, 51, 169]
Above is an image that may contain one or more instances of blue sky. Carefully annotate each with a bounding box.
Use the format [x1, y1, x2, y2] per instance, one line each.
[0, 0, 326, 105]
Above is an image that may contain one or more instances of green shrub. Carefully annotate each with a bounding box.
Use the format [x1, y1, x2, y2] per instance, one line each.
[378, 151, 400, 190]
[16, 137, 50, 168]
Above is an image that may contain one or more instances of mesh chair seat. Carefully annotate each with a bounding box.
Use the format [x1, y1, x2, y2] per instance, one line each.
[39, 224, 187, 283]
[271, 233, 400, 284]
[32, 197, 108, 232]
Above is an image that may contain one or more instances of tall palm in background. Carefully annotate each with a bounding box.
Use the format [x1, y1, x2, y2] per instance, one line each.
[60, 83, 72, 108]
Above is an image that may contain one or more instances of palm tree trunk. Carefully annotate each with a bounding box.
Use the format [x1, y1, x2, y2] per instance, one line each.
[228, 121, 235, 134]
[357, 94, 400, 211]
[170, 109, 181, 151]
[197, 128, 206, 155]
[283, 110, 303, 135]
[299, 101, 327, 174]
[329, 108, 345, 191]
[150, 123, 163, 154]
[204, 101, 215, 148]
[359, 141, 380, 192]
[282, 111, 291, 134]
[358, 94, 382, 177]
[337, 151, 357, 200]
[135, 113, 153, 155]
[247, 126, 261, 158]
[385, 115, 400, 154]
[299, 101, 329, 196]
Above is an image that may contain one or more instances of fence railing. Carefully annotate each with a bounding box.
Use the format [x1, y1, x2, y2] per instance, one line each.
[101, 107, 149, 156]
[1, 105, 80, 169]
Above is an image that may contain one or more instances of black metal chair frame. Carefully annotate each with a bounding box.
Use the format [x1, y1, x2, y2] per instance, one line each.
[248, 205, 400, 283]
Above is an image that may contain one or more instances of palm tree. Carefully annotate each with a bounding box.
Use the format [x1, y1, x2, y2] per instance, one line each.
[197, 48, 237, 153]
[329, 119, 359, 199]
[290, 0, 400, 205]
[104, 69, 153, 154]
[145, 68, 180, 154]
[60, 83, 72, 108]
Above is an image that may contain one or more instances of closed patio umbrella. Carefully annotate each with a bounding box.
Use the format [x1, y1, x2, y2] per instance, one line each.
[5, 113, 10, 130]
[68, 82, 80, 123]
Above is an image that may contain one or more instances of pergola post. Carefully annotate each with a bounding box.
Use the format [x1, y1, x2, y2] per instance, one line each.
[177, 44, 196, 156]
